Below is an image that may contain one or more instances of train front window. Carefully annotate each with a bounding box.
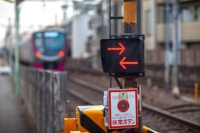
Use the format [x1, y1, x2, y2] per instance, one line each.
[35, 38, 43, 48]
[34, 32, 44, 49]
[44, 32, 65, 50]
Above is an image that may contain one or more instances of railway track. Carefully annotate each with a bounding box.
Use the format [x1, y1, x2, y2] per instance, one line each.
[142, 103, 200, 133]
[66, 65, 200, 95]
[162, 104, 200, 114]
[66, 70, 200, 132]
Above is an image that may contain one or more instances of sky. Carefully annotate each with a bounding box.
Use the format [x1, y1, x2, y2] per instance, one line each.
[0, 0, 74, 48]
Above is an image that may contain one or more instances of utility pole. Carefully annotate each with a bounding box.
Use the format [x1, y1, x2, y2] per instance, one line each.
[136, 0, 141, 34]
[165, 0, 171, 92]
[172, 0, 180, 97]
[101, 0, 146, 132]
[8, 18, 12, 78]
[3, 0, 22, 98]
[124, 0, 137, 89]
[123, 0, 140, 132]
[150, 0, 156, 49]
[15, 1, 20, 97]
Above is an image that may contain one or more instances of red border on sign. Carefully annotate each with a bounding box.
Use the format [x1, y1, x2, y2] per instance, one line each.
[108, 89, 138, 129]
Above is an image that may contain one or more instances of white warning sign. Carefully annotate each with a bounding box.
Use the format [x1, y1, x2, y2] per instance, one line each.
[108, 89, 138, 129]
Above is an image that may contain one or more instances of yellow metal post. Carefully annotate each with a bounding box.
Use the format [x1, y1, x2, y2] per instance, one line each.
[194, 82, 198, 104]
[15, 1, 20, 97]
[64, 118, 78, 133]
[124, 0, 137, 33]
[142, 126, 159, 133]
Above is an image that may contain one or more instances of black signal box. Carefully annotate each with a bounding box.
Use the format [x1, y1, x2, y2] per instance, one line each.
[100, 34, 144, 76]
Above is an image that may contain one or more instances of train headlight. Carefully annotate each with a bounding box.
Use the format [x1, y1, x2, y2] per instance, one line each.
[59, 51, 65, 57]
[36, 51, 41, 57]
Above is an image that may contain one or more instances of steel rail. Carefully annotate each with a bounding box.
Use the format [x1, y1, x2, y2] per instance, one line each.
[67, 66, 106, 76]
[163, 103, 200, 109]
[142, 103, 200, 132]
[67, 66, 199, 94]
[68, 76, 105, 93]
[162, 103, 200, 113]
[68, 89, 98, 105]
[68, 76, 200, 132]
[68, 85, 200, 132]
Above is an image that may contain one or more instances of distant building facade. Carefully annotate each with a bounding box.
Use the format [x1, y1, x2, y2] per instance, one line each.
[143, 0, 200, 50]
[47, 0, 200, 67]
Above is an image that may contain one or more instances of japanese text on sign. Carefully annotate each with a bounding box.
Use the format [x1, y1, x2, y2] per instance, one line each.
[108, 89, 138, 129]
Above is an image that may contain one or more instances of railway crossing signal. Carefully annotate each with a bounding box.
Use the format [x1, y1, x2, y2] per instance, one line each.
[107, 43, 125, 55]
[100, 35, 144, 76]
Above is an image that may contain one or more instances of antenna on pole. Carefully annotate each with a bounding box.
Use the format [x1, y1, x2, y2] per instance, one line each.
[172, 0, 180, 98]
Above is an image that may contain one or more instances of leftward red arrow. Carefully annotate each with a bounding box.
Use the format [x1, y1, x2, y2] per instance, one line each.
[107, 43, 125, 55]
[120, 57, 138, 69]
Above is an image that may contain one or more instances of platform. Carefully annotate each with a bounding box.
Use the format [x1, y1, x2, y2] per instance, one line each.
[0, 75, 33, 133]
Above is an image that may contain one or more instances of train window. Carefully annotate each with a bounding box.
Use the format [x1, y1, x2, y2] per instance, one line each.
[44, 32, 59, 37]
[181, 8, 192, 22]
[35, 38, 43, 48]
[44, 32, 65, 50]
[195, 6, 200, 21]
[36, 33, 42, 37]
[34, 32, 44, 49]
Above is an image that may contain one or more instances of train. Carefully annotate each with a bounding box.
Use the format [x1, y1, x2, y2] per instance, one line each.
[14, 28, 68, 71]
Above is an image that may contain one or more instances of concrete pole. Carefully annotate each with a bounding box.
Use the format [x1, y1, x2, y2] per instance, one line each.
[124, 0, 137, 89]
[136, 0, 141, 34]
[165, 0, 170, 93]
[150, 0, 156, 49]
[15, 2, 20, 97]
[8, 18, 12, 78]
[123, 0, 140, 132]
[172, 0, 180, 97]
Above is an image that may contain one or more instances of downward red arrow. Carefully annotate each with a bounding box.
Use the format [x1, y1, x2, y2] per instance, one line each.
[107, 43, 125, 55]
[120, 57, 138, 69]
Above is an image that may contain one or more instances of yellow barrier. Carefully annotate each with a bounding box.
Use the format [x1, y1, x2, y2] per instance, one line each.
[70, 131, 88, 133]
[194, 82, 199, 104]
[63, 108, 160, 133]
[64, 118, 78, 133]
[142, 126, 159, 133]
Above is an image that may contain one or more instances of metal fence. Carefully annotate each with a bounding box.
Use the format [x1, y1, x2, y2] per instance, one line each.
[145, 49, 200, 66]
[19, 66, 67, 133]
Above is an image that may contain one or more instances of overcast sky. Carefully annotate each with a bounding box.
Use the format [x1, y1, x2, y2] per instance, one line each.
[0, 0, 73, 47]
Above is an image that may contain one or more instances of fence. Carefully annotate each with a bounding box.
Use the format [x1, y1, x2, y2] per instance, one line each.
[145, 48, 200, 66]
[19, 66, 67, 133]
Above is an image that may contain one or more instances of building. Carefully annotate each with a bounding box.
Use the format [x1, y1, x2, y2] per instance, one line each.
[39, 0, 200, 67]
[89, 0, 200, 66]
[143, 0, 200, 50]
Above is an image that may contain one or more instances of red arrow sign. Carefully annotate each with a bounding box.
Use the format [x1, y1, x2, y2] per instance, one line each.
[120, 57, 138, 69]
[107, 43, 125, 55]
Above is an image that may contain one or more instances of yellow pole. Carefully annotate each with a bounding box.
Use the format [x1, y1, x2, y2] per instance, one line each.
[123, 0, 137, 33]
[194, 82, 198, 104]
